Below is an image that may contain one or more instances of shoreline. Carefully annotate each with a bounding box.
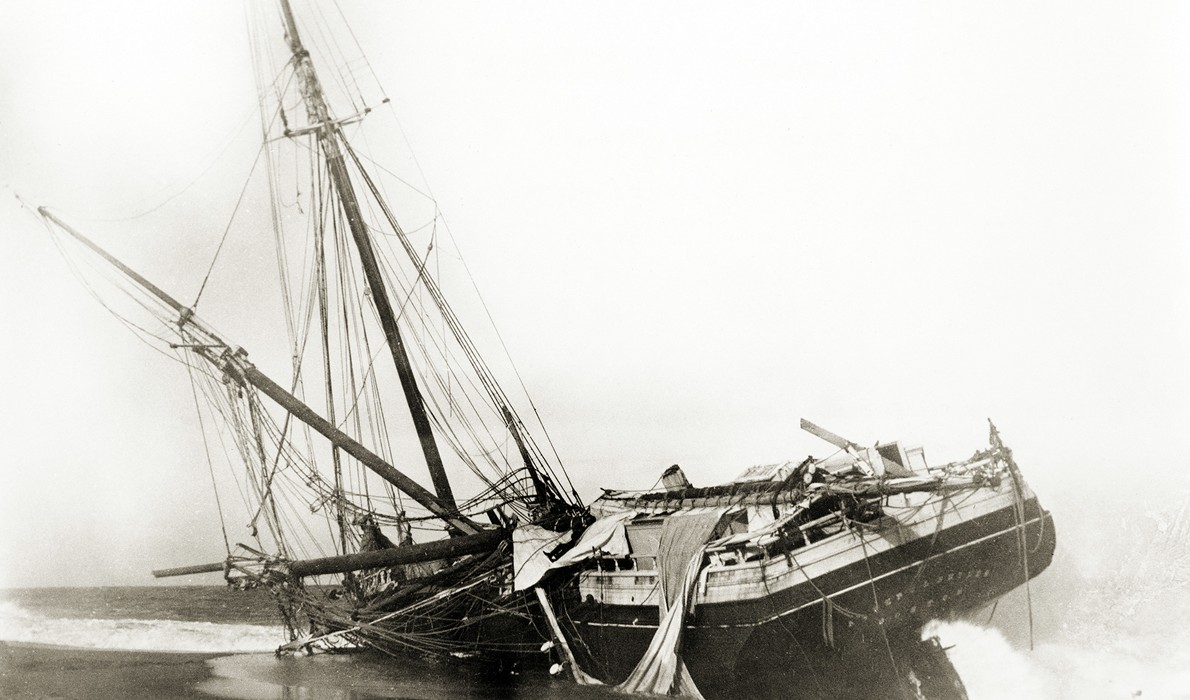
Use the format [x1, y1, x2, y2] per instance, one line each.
[0, 641, 627, 700]
[0, 641, 222, 699]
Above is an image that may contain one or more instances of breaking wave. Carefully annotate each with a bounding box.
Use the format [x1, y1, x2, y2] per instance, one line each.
[927, 619, 1190, 700]
[0, 600, 282, 653]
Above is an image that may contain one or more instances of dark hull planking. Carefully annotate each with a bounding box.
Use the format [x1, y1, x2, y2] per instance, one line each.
[558, 500, 1055, 699]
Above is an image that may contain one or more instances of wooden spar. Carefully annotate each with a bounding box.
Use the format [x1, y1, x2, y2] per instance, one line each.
[502, 406, 537, 472]
[35, 208, 481, 536]
[276, 0, 458, 512]
[605, 476, 978, 513]
[323, 148, 462, 510]
[501, 406, 551, 505]
[534, 587, 602, 685]
[800, 418, 875, 476]
[236, 363, 479, 535]
[152, 561, 226, 578]
[154, 528, 505, 578]
[288, 528, 505, 577]
[800, 419, 860, 452]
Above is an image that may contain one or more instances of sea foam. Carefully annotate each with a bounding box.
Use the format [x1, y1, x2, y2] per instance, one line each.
[0, 600, 282, 653]
[927, 619, 1190, 700]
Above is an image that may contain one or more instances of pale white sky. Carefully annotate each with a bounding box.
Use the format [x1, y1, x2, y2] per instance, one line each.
[1, 1, 1187, 587]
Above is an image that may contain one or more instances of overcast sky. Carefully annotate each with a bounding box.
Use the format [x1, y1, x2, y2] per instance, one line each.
[0, 1, 1187, 588]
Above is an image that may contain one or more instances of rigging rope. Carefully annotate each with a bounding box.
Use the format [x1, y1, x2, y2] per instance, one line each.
[343, 140, 577, 502]
[193, 141, 268, 309]
[1006, 455, 1036, 651]
[856, 520, 903, 687]
[186, 358, 233, 556]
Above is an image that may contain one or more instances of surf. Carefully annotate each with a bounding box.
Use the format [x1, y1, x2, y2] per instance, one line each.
[928, 617, 1190, 700]
[0, 600, 282, 653]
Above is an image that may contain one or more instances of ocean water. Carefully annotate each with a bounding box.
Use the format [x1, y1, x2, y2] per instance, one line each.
[0, 586, 620, 699]
[1, 582, 1188, 699]
[0, 586, 282, 653]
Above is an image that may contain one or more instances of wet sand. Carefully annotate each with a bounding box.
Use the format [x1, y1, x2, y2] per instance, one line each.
[201, 649, 624, 699]
[0, 642, 218, 699]
[0, 642, 624, 700]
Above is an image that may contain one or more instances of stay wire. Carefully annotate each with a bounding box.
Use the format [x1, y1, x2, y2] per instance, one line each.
[186, 357, 233, 556]
[343, 139, 579, 501]
[193, 140, 268, 309]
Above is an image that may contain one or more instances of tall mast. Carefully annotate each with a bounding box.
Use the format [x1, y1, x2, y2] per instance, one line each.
[276, 0, 457, 511]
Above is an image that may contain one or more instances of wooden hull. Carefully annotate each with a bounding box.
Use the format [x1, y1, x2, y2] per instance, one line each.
[556, 487, 1055, 698]
[271, 477, 1054, 698]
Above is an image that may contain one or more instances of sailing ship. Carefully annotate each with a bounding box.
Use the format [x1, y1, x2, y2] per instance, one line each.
[544, 421, 1054, 698]
[22, 2, 1055, 698]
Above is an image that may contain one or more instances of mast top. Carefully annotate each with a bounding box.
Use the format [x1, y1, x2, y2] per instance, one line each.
[270, 0, 460, 512]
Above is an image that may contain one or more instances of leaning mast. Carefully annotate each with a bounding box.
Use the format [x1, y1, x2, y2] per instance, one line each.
[276, 0, 457, 512]
[33, 207, 479, 537]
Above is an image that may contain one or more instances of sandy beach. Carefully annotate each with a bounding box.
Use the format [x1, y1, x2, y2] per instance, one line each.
[0, 641, 629, 700]
[0, 642, 218, 700]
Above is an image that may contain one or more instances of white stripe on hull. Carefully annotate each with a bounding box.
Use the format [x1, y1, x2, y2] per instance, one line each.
[578, 480, 1034, 609]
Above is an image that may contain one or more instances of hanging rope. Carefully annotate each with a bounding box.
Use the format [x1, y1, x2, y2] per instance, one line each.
[759, 565, 825, 694]
[856, 524, 904, 690]
[1006, 457, 1036, 651]
[185, 357, 232, 557]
